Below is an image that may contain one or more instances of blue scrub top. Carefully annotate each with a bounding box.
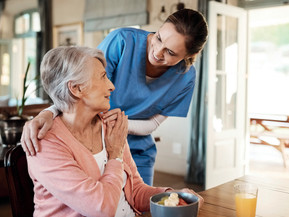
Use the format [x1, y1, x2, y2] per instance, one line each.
[97, 28, 196, 167]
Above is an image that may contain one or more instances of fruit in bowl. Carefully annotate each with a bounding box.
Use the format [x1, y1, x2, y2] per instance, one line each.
[150, 192, 199, 217]
[157, 192, 188, 206]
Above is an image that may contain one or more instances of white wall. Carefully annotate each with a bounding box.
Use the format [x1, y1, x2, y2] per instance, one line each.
[152, 106, 193, 176]
[143, 0, 198, 31]
[52, 0, 85, 26]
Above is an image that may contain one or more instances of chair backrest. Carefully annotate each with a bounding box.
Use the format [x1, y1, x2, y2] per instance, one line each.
[4, 145, 34, 217]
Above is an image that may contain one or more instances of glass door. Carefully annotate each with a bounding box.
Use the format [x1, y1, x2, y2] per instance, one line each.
[206, 1, 247, 189]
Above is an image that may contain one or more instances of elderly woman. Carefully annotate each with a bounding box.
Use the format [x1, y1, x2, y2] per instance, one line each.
[27, 46, 203, 217]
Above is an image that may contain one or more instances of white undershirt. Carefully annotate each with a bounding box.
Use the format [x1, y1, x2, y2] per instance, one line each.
[93, 127, 135, 217]
[145, 75, 157, 83]
[128, 114, 167, 135]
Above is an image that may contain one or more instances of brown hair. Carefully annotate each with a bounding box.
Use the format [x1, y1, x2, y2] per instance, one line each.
[165, 9, 208, 67]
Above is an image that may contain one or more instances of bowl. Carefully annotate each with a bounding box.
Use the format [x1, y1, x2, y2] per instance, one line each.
[150, 192, 199, 217]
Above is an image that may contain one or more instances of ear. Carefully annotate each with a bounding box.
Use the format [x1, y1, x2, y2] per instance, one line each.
[67, 81, 82, 98]
[185, 53, 198, 65]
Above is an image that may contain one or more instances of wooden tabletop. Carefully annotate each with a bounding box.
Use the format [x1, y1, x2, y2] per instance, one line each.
[142, 175, 289, 216]
[198, 175, 289, 217]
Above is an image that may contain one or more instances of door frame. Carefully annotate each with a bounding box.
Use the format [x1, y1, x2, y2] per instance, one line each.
[206, 1, 248, 189]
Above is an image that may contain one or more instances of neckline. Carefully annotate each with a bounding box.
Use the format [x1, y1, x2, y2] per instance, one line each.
[57, 117, 104, 154]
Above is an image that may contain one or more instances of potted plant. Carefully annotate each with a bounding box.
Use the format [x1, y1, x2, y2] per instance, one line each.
[0, 62, 38, 146]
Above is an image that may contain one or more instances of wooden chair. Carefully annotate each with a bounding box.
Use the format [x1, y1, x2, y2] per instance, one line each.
[250, 114, 289, 168]
[4, 145, 34, 217]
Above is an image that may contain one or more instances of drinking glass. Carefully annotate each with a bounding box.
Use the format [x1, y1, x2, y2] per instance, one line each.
[234, 183, 258, 217]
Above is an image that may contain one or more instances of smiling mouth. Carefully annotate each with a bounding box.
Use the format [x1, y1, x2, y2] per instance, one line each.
[153, 52, 162, 61]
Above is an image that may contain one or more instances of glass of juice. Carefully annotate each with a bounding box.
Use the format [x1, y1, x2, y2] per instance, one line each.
[234, 183, 258, 217]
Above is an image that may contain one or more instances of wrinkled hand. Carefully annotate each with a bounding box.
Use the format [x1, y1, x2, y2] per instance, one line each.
[167, 188, 204, 209]
[104, 111, 128, 160]
[99, 108, 122, 127]
[20, 110, 53, 155]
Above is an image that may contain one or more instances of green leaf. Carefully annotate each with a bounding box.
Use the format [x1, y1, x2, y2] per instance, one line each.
[17, 62, 31, 117]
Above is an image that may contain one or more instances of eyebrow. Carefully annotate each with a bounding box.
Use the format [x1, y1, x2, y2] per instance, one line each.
[157, 32, 162, 42]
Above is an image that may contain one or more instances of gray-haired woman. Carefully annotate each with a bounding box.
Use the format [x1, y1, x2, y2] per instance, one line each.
[26, 46, 204, 216]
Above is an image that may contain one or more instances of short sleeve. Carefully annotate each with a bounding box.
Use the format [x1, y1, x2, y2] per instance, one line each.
[161, 79, 195, 117]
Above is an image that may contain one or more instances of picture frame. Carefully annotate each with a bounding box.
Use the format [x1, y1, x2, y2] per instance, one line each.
[53, 22, 83, 48]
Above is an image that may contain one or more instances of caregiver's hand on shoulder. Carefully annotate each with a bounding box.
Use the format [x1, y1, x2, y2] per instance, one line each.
[105, 111, 128, 160]
[21, 110, 54, 156]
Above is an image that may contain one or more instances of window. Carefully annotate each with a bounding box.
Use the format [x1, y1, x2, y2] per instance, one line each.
[4, 9, 41, 105]
[248, 6, 289, 115]
[0, 40, 10, 97]
[14, 9, 40, 37]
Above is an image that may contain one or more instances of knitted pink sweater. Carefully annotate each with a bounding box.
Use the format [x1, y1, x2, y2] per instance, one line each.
[27, 117, 168, 217]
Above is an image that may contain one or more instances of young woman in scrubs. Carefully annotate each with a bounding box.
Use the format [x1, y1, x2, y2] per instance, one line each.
[21, 9, 208, 185]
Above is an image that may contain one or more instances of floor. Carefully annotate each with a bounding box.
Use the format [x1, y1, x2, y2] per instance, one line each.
[0, 197, 12, 217]
[248, 143, 289, 179]
[153, 171, 204, 192]
[0, 144, 288, 216]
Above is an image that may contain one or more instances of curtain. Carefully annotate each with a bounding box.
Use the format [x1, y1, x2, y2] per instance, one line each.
[38, 0, 52, 56]
[38, 0, 53, 100]
[0, 1, 5, 20]
[84, 0, 148, 31]
[185, 0, 211, 185]
[0, 1, 4, 12]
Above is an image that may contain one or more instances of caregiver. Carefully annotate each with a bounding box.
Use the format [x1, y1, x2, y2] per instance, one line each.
[21, 8, 208, 185]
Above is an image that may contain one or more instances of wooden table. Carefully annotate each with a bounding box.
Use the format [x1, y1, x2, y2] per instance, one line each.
[198, 175, 289, 217]
[143, 175, 289, 217]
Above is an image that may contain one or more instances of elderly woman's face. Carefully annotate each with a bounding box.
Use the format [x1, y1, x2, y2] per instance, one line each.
[81, 58, 115, 112]
[147, 22, 188, 67]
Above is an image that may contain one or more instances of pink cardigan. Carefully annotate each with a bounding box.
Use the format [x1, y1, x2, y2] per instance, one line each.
[27, 117, 168, 217]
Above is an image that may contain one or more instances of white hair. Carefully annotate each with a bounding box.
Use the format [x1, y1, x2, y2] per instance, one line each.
[40, 46, 106, 112]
